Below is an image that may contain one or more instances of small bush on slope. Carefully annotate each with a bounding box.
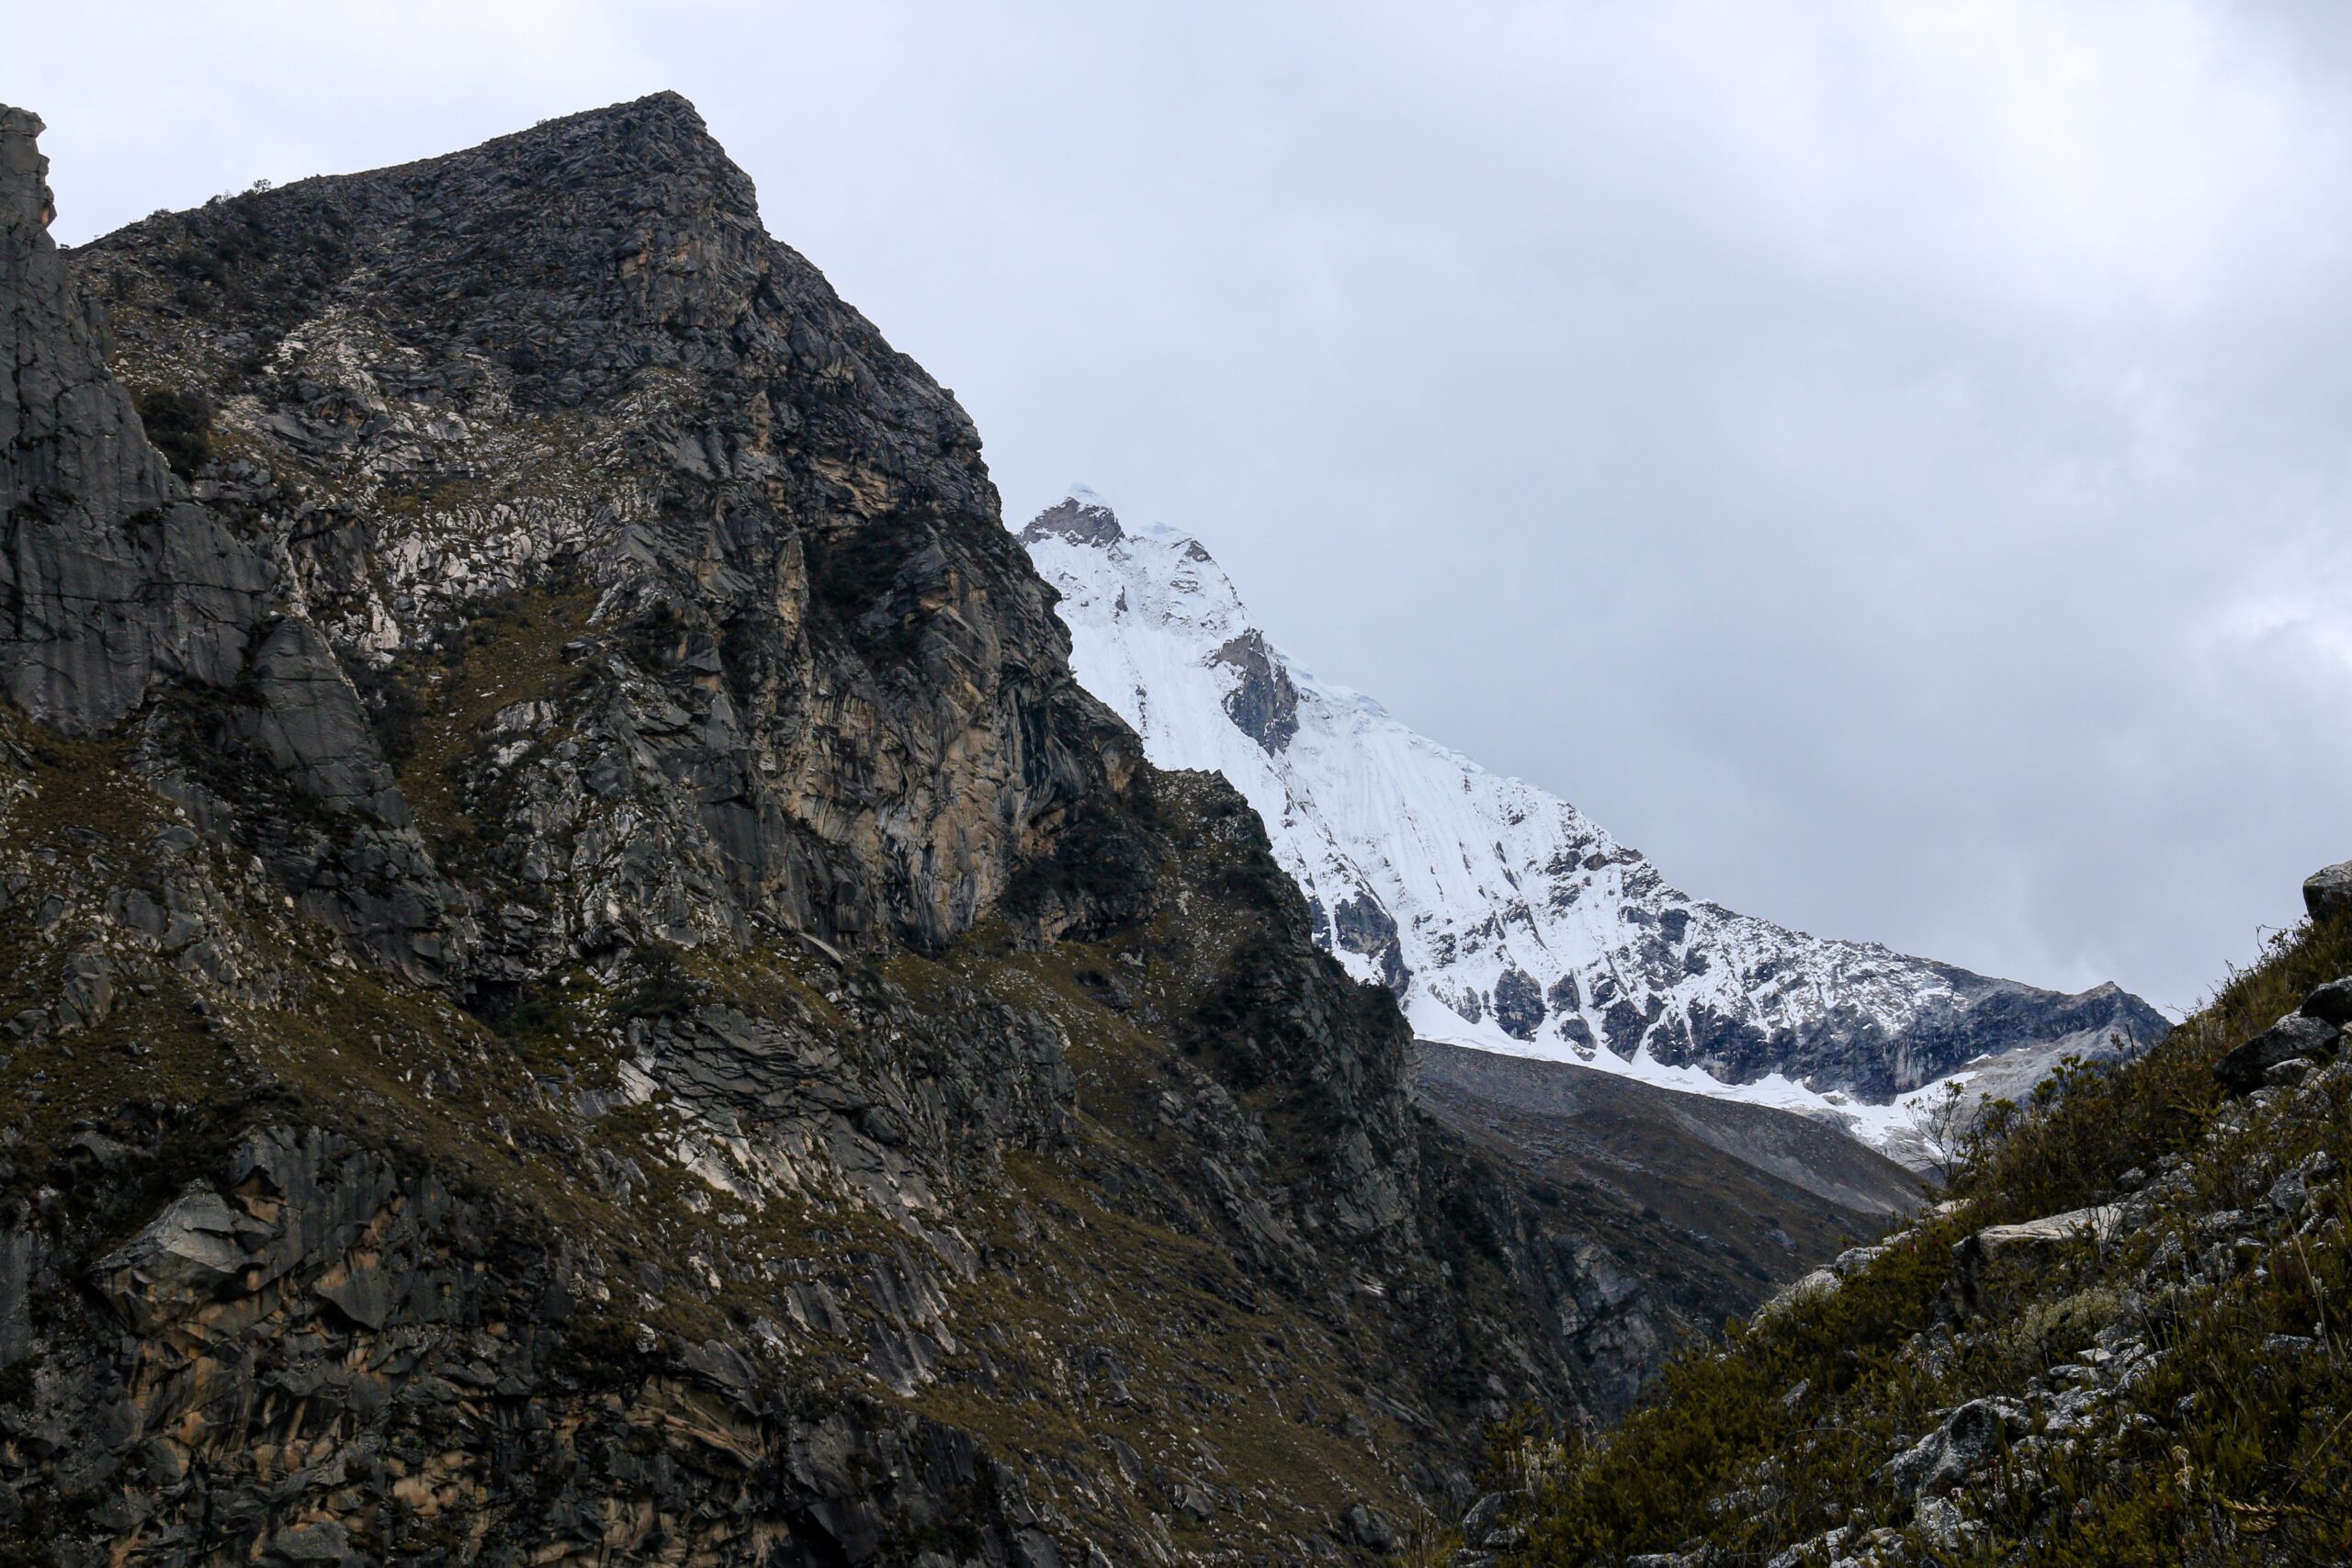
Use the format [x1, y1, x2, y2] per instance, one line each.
[1481, 907, 2352, 1566]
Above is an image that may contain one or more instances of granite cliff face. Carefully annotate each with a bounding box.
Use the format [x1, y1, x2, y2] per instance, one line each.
[0, 107, 270, 734]
[1021, 494, 2170, 1148]
[0, 96, 1898, 1567]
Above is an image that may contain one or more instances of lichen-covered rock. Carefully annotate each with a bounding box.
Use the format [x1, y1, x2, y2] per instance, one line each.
[2304, 860, 2352, 922]
[1883, 1399, 2027, 1496]
[70, 90, 1136, 965]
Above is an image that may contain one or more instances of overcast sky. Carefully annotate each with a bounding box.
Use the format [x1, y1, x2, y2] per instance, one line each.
[9, 1, 2350, 1013]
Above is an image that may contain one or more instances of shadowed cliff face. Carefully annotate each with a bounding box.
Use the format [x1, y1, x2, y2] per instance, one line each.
[0, 106, 271, 733]
[0, 96, 1880, 1566]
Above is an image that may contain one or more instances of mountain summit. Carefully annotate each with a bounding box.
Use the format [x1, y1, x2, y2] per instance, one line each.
[1022, 491, 2168, 1146]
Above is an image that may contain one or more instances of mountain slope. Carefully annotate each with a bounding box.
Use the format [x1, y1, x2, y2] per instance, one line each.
[1482, 866, 2352, 1565]
[1415, 1043, 1924, 1224]
[1410, 1042, 1922, 1412]
[1021, 492, 2167, 1145]
[0, 94, 1883, 1567]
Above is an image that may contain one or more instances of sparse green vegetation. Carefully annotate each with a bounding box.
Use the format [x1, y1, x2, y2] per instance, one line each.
[1496, 909, 2352, 1565]
[134, 387, 211, 479]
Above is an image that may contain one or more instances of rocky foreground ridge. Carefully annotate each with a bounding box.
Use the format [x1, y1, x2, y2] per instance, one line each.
[1022, 495, 2168, 1150]
[1453, 864, 2352, 1564]
[0, 96, 1909, 1566]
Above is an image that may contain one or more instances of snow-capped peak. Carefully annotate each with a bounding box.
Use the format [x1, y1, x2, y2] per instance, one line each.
[1021, 498, 2168, 1152]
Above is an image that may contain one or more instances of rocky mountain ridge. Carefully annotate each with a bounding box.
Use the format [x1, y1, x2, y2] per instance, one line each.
[0, 94, 1899, 1567]
[1020, 492, 2169, 1151]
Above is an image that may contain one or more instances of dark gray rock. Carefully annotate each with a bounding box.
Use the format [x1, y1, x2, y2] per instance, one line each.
[1332, 890, 1409, 993]
[2214, 1013, 2341, 1096]
[1884, 1399, 2025, 1496]
[2265, 1055, 2314, 1089]
[2304, 861, 2352, 922]
[0, 106, 270, 734]
[1674, 974, 2170, 1106]
[1493, 966, 1546, 1041]
[1011, 1528, 1064, 1568]
[1210, 628, 1300, 754]
[2300, 976, 2352, 1026]
[241, 618, 410, 825]
[1343, 1501, 1397, 1551]
[0, 1226, 36, 1368]
[1019, 492, 1125, 548]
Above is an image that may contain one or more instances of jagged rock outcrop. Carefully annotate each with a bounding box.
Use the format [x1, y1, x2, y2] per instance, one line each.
[0, 107, 270, 732]
[8, 1121, 1049, 1563]
[0, 96, 1829, 1566]
[2212, 1009, 2341, 1096]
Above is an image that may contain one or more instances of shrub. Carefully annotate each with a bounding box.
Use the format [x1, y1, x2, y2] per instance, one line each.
[136, 388, 211, 479]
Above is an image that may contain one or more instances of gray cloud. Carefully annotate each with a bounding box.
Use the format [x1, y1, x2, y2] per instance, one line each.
[11, 0, 2351, 1011]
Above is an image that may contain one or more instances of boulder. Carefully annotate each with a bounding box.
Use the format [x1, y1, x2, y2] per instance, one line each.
[2305, 862, 2352, 923]
[1952, 1206, 2122, 1313]
[2266, 1056, 2314, 1089]
[1883, 1399, 2026, 1495]
[266, 1520, 353, 1566]
[1462, 1492, 1506, 1540]
[95, 1184, 263, 1330]
[1343, 1503, 1397, 1552]
[2300, 976, 2352, 1027]
[1831, 1245, 1888, 1279]
[2214, 1013, 2342, 1096]
[1965, 1205, 2122, 1258]
[1754, 1267, 1839, 1322]
[1170, 1483, 1216, 1522]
